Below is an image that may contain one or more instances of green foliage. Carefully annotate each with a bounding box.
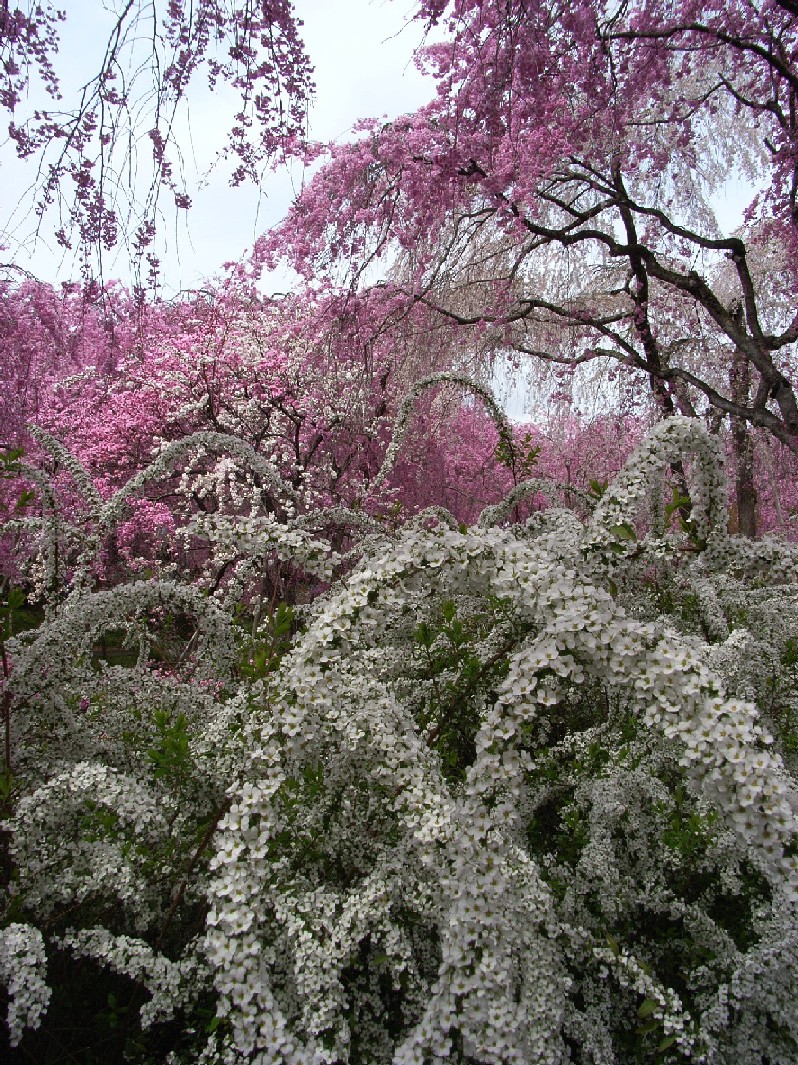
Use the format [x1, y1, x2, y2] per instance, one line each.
[1, 587, 28, 641]
[609, 520, 638, 544]
[784, 637, 798, 670]
[664, 486, 692, 529]
[494, 429, 541, 479]
[411, 597, 515, 782]
[770, 637, 798, 756]
[659, 789, 717, 860]
[663, 485, 707, 551]
[146, 711, 191, 781]
[0, 448, 25, 483]
[0, 448, 34, 538]
[239, 602, 295, 679]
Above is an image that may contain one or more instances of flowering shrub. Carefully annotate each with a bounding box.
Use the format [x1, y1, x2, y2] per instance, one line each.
[1, 411, 797, 1063]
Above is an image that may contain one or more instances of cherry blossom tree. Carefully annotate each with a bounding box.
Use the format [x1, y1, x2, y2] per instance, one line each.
[261, 0, 798, 536]
[0, 0, 313, 278]
[2, 279, 514, 596]
[0, 271, 144, 443]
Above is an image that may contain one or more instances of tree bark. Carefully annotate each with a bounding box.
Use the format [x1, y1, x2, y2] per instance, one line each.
[730, 346, 758, 538]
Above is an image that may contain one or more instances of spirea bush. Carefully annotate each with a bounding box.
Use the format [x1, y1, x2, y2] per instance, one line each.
[1, 409, 797, 1063]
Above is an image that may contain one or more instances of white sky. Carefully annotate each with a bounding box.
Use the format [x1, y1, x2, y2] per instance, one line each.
[173, 0, 437, 293]
[0, 0, 436, 292]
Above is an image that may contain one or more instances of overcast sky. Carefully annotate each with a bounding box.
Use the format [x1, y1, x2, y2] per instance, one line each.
[0, 0, 436, 291]
[170, 0, 437, 292]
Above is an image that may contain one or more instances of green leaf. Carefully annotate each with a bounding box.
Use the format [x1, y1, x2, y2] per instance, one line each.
[147, 711, 192, 779]
[665, 486, 692, 521]
[658, 1035, 678, 1053]
[610, 522, 637, 541]
[605, 933, 620, 956]
[15, 489, 35, 511]
[0, 446, 24, 466]
[273, 602, 294, 636]
[782, 638, 798, 669]
[414, 621, 433, 649]
[637, 998, 659, 1019]
[637, 1018, 661, 1036]
[7, 586, 26, 610]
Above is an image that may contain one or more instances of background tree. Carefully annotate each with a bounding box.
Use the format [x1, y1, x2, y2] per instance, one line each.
[0, 0, 313, 281]
[261, 0, 798, 536]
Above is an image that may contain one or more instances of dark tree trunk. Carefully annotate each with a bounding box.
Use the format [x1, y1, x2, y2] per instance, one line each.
[730, 348, 758, 538]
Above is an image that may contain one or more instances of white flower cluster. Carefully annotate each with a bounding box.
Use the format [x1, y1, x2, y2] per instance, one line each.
[3, 413, 797, 1061]
[586, 415, 727, 555]
[17, 426, 301, 597]
[592, 943, 698, 1057]
[57, 927, 210, 1028]
[0, 923, 51, 1046]
[201, 504, 797, 1059]
[6, 579, 237, 791]
[368, 372, 514, 496]
[9, 763, 169, 930]
[28, 426, 103, 513]
[188, 511, 340, 586]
